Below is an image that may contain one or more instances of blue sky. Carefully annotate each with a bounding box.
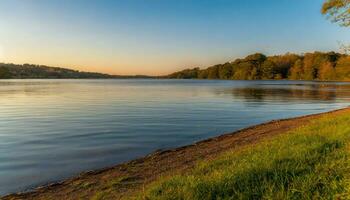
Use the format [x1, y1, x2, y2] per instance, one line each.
[0, 0, 349, 75]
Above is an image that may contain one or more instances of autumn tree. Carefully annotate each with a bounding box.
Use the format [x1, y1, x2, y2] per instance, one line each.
[289, 59, 304, 80]
[322, 0, 350, 26]
[335, 56, 350, 80]
[166, 52, 349, 81]
[268, 53, 300, 78]
[318, 61, 336, 80]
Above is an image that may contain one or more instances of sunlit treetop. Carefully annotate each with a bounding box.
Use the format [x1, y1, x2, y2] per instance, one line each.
[322, 0, 350, 26]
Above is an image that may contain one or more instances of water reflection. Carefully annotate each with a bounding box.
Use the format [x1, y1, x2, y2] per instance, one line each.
[0, 79, 349, 196]
[225, 84, 350, 105]
[0, 80, 68, 98]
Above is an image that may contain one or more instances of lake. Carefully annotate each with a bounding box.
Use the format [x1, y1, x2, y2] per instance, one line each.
[0, 79, 349, 195]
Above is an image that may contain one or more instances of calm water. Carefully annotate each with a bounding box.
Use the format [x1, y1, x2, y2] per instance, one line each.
[1, 79, 350, 195]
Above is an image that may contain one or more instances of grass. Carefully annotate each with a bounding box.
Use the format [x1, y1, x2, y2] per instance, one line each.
[136, 114, 350, 200]
[89, 175, 144, 200]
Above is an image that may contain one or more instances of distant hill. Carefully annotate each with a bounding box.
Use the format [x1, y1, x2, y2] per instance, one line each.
[0, 63, 152, 79]
[166, 52, 350, 81]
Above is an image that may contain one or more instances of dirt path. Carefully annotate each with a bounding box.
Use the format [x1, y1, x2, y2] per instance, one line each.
[3, 107, 350, 200]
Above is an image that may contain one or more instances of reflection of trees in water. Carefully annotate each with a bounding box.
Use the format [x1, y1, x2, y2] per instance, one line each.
[0, 81, 66, 98]
[0, 87, 47, 97]
[225, 84, 350, 104]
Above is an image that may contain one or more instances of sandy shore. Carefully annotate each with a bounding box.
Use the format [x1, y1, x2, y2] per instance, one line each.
[2, 107, 350, 200]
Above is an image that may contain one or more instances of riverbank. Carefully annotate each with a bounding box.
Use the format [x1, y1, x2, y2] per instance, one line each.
[2, 107, 350, 200]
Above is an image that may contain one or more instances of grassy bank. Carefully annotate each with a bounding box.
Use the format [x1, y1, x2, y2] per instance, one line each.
[138, 112, 350, 199]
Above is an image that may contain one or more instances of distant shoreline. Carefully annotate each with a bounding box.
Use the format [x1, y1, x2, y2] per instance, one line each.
[2, 107, 350, 199]
[2, 51, 350, 81]
[1, 77, 349, 83]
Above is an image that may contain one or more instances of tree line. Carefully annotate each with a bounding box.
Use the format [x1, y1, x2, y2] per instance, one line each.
[166, 52, 350, 81]
[0, 63, 117, 79]
[0, 63, 152, 79]
[1, 52, 349, 81]
[166, 0, 350, 81]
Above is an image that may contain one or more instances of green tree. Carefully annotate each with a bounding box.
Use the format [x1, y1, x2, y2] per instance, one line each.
[260, 60, 277, 79]
[198, 70, 208, 79]
[244, 53, 267, 63]
[0, 67, 11, 79]
[218, 63, 233, 79]
[207, 66, 219, 79]
[232, 62, 252, 80]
